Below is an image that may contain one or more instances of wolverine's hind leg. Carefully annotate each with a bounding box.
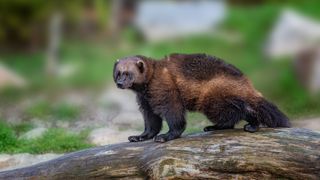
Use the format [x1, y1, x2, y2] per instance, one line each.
[243, 112, 260, 133]
[203, 98, 244, 132]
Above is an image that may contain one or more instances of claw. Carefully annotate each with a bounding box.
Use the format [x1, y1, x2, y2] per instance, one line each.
[128, 136, 140, 142]
[154, 135, 167, 143]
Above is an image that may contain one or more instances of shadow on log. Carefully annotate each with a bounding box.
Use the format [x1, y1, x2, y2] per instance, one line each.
[0, 128, 319, 179]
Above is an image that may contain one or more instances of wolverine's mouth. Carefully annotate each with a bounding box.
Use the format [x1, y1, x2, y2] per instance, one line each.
[116, 82, 133, 89]
[117, 84, 125, 89]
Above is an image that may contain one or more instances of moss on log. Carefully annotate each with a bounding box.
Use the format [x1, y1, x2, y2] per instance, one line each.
[0, 128, 319, 179]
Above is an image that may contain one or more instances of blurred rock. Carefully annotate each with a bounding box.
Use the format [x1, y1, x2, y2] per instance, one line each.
[110, 112, 143, 128]
[55, 121, 70, 129]
[0, 64, 26, 89]
[19, 127, 47, 140]
[88, 127, 140, 145]
[70, 85, 143, 131]
[266, 9, 320, 58]
[98, 85, 143, 129]
[292, 118, 320, 131]
[135, 0, 226, 42]
[99, 85, 139, 112]
[294, 48, 320, 93]
[0, 153, 61, 172]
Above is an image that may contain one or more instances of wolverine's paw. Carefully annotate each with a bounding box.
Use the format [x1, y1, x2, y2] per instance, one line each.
[244, 124, 259, 133]
[154, 133, 180, 143]
[154, 134, 167, 143]
[128, 135, 147, 142]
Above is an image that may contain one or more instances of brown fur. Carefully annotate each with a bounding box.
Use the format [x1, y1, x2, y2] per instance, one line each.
[113, 53, 290, 142]
[139, 55, 260, 114]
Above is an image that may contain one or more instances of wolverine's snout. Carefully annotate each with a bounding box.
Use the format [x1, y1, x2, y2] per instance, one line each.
[116, 73, 133, 89]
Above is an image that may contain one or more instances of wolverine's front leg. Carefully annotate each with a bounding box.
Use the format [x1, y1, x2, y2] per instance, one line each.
[154, 108, 186, 143]
[129, 94, 162, 142]
[128, 111, 162, 142]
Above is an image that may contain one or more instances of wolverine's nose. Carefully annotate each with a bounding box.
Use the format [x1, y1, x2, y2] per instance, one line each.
[117, 82, 124, 89]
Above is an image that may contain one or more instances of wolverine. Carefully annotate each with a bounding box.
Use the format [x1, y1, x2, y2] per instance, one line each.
[113, 53, 290, 143]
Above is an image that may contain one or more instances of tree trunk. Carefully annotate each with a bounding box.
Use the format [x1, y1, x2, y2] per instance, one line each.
[0, 128, 319, 179]
[46, 12, 62, 78]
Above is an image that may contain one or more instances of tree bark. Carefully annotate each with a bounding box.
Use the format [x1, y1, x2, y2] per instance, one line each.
[0, 128, 319, 179]
[46, 12, 62, 78]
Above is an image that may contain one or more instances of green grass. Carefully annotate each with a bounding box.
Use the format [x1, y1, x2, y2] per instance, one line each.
[0, 121, 19, 152]
[11, 122, 34, 136]
[1, 53, 45, 84]
[52, 103, 80, 120]
[25, 100, 81, 121]
[19, 128, 92, 154]
[0, 121, 92, 154]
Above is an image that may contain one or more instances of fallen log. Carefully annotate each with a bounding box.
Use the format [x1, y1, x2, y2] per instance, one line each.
[0, 128, 319, 179]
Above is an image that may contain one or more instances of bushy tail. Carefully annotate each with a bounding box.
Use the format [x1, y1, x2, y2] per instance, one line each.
[254, 98, 290, 128]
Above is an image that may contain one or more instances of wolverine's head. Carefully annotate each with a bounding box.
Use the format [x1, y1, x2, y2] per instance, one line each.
[113, 56, 148, 89]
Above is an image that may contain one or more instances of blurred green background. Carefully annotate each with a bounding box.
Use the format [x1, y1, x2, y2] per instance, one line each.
[0, 0, 320, 156]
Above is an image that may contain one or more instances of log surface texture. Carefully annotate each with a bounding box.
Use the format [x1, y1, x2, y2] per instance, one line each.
[0, 128, 319, 179]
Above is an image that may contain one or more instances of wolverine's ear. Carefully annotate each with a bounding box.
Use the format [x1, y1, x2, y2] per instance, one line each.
[136, 60, 145, 73]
